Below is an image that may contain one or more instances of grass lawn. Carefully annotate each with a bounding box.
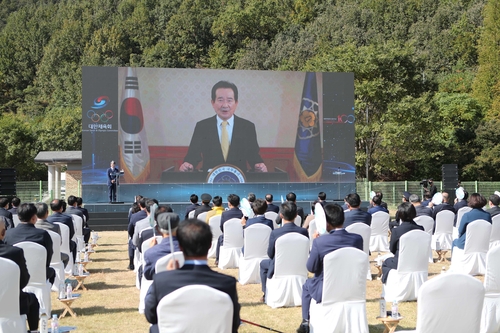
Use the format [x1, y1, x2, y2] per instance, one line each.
[52, 231, 466, 333]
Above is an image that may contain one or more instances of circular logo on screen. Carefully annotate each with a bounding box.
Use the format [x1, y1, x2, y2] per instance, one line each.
[206, 165, 246, 183]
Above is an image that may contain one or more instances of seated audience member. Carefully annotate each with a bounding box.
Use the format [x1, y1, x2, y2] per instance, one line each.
[421, 191, 432, 207]
[4, 203, 55, 284]
[76, 197, 90, 224]
[247, 192, 256, 204]
[184, 194, 200, 219]
[47, 199, 77, 262]
[0, 217, 40, 332]
[317, 192, 327, 206]
[128, 197, 148, 270]
[430, 191, 455, 220]
[275, 192, 305, 226]
[452, 193, 492, 250]
[144, 218, 240, 333]
[65, 195, 91, 244]
[194, 193, 212, 218]
[393, 191, 412, 226]
[265, 194, 280, 213]
[409, 194, 433, 217]
[205, 196, 225, 222]
[128, 195, 143, 221]
[297, 203, 363, 333]
[242, 198, 273, 230]
[381, 202, 424, 284]
[8, 197, 20, 215]
[367, 195, 389, 215]
[454, 190, 469, 211]
[143, 213, 181, 280]
[133, 198, 159, 247]
[303, 200, 320, 229]
[35, 202, 69, 267]
[215, 194, 243, 265]
[487, 194, 500, 218]
[136, 205, 173, 252]
[259, 202, 308, 302]
[0, 197, 14, 229]
[343, 193, 372, 228]
[375, 191, 388, 209]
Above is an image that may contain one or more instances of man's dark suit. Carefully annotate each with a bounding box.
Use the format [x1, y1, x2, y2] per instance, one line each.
[4, 223, 54, 282]
[452, 208, 492, 250]
[245, 215, 274, 230]
[183, 115, 263, 172]
[66, 206, 91, 243]
[301, 229, 363, 320]
[77, 206, 90, 224]
[415, 205, 433, 217]
[194, 203, 212, 218]
[368, 206, 388, 215]
[107, 166, 120, 202]
[454, 200, 468, 212]
[0, 240, 39, 330]
[143, 237, 180, 280]
[8, 206, 18, 215]
[47, 212, 77, 261]
[344, 209, 372, 228]
[266, 203, 280, 214]
[128, 210, 147, 259]
[259, 223, 308, 293]
[275, 205, 305, 226]
[0, 207, 14, 229]
[381, 221, 424, 283]
[144, 264, 240, 333]
[487, 206, 500, 218]
[185, 203, 200, 218]
[432, 203, 455, 220]
[216, 208, 243, 261]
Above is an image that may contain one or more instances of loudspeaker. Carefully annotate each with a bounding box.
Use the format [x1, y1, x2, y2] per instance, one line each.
[0, 168, 16, 196]
[442, 164, 458, 203]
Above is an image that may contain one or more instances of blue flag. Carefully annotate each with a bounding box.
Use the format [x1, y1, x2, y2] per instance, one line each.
[293, 72, 322, 181]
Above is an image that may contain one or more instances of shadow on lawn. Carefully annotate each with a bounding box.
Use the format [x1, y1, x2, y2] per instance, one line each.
[87, 268, 128, 274]
[63, 306, 139, 316]
[84, 282, 130, 290]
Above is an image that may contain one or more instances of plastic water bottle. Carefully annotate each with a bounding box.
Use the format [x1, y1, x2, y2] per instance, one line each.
[84, 251, 89, 262]
[78, 263, 84, 276]
[436, 240, 440, 251]
[59, 282, 65, 299]
[376, 252, 382, 266]
[39, 311, 49, 333]
[75, 252, 81, 263]
[66, 282, 73, 299]
[441, 266, 446, 274]
[379, 296, 386, 318]
[51, 314, 59, 333]
[392, 300, 399, 319]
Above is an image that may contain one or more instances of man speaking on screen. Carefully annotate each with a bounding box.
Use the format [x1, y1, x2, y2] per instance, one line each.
[179, 81, 268, 173]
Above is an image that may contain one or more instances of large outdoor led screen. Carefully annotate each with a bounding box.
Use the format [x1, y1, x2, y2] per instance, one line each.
[82, 67, 354, 190]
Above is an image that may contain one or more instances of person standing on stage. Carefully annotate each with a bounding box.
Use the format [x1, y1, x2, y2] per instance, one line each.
[107, 161, 123, 203]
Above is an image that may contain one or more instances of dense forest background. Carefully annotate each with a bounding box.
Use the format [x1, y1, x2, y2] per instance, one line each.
[0, 0, 499, 181]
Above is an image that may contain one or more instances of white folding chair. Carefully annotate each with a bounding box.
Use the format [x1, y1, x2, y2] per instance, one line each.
[432, 210, 454, 262]
[294, 215, 302, 227]
[450, 219, 491, 275]
[396, 274, 484, 333]
[346, 222, 372, 280]
[155, 252, 185, 274]
[481, 245, 500, 333]
[218, 219, 243, 269]
[490, 215, 500, 249]
[71, 215, 85, 252]
[138, 236, 163, 314]
[208, 215, 222, 259]
[308, 219, 317, 249]
[454, 207, 472, 239]
[370, 212, 390, 252]
[266, 233, 309, 308]
[197, 211, 209, 222]
[309, 248, 369, 333]
[238, 224, 272, 285]
[414, 216, 435, 263]
[13, 241, 51, 316]
[47, 230, 65, 292]
[12, 214, 21, 227]
[384, 230, 431, 302]
[54, 222, 74, 275]
[0, 257, 26, 333]
[264, 211, 279, 229]
[157, 285, 233, 333]
[188, 210, 195, 219]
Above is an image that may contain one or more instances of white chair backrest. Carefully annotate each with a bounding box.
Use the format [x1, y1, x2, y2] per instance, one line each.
[485, 245, 500, 294]
[294, 215, 302, 227]
[157, 285, 233, 333]
[346, 223, 371, 255]
[222, 218, 243, 248]
[54, 222, 70, 254]
[243, 224, 272, 260]
[264, 212, 279, 229]
[370, 212, 390, 235]
[464, 220, 491, 254]
[13, 241, 47, 285]
[0, 257, 22, 319]
[155, 251, 185, 274]
[71, 215, 83, 237]
[141, 236, 163, 254]
[414, 216, 434, 235]
[308, 219, 317, 240]
[46, 230, 62, 264]
[398, 230, 431, 273]
[434, 211, 454, 236]
[456, 206, 473, 230]
[274, 233, 309, 277]
[322, 247, 368, 304]
[490, 215, 500, 245]
[12, 214, 21, 227]
[416, 273, 484, 333]
[197, 212, 208, 222]
[209, 215, 222, 239]
[188, 210, 195, 219]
